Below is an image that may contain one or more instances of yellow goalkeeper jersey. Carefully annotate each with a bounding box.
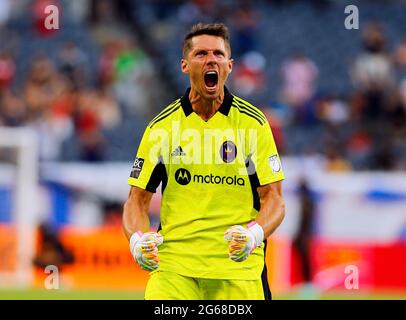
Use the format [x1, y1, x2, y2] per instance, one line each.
[128, 86, 285, 280]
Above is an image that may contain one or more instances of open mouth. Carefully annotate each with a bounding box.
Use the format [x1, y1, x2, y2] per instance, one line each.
[204, 71, 218, 89]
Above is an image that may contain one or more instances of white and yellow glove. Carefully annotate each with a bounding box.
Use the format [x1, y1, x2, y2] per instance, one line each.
[224, 222, 264, 262]
[129, 231, 164, 271]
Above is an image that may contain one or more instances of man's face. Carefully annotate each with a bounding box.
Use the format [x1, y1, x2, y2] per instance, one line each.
[181, 35, 233, 100]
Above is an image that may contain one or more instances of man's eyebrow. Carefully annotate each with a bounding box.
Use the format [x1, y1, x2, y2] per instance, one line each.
[193, 48, 225, 53]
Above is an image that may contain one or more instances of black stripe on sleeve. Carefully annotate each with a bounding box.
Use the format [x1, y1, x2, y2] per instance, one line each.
[232, 102, 265, 125]
[245, 156, 260, 212]
[149, 100, 180, 124]
[234, 97, 267, 122]
[149, 104, 181, 128]
[145, 157, 167, 193]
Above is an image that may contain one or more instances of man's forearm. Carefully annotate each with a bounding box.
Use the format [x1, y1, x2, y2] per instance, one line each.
[224, 182, 285, 262]
[255, 183, 285, 239]
[122, 188, 152, 240]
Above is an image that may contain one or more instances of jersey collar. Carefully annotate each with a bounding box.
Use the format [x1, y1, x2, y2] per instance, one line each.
[180, 86, 234, 117]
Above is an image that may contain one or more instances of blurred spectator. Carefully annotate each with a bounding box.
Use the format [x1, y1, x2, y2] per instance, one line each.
[0, 50, 15, 89]
[89, 0, 132, 46]
[74, 90, 106, 162]
[102, 201, 123, 226]
[346, 129, 373, 170]
[231, 51, 266, 97]
[316, 96, 349, 125]
[0, 0, 11, 27]
[292, 178, 317, 296]
[98, 40, 121, 87]
[57, 41, 89, 90]
[177, 0, 219, 25]
[386, 84, 406, 132]
[112, 39, 156, 116]
[30, 109, 74, 161]
[0, 89, 27, 126]
[21, 53, 75, 161]
[232, 2, 259, 56]
[369, 140, 397, 171]
[280, 53, 319, 124]
[65, 0, 90, 24]
[33, 223, 74, 269]
[324, 145, 352, 172]
[394, 35, 406, 69]
[89, 0, 117, 25]
[89, 0, 133, 25]
[95, 84, 122, 129]
[77, 130, 106, 162]
[263, 108, 285, 154]
[23, 53, 64, 120]
[350, 23, 395, 119]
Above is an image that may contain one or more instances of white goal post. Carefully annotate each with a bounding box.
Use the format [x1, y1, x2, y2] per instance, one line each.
[0, 127, 39, 288]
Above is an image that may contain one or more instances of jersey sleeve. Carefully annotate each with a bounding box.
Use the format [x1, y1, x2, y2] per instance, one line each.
[128, 126, 167, 193]
[249, 120, 285, 186]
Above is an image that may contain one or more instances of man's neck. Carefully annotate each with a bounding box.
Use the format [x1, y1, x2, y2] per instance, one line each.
[189, 87, 224, 121]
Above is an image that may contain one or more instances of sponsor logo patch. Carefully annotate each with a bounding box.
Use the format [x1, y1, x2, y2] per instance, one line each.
[171, 146, 186, 157]
[130, 157, 144, 178]
[175, 168, 245, 186]
[175, 168, 191, 185]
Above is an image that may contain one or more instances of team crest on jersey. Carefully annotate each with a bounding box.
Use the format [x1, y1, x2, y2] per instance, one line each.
[220, 141, 237, 163]
[130, 157, 144, 178]
[268, 155, 281, 173]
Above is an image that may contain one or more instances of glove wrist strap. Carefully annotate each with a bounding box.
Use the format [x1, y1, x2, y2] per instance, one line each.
[129, 231, 143, 253]
[247, 221, 264, 248]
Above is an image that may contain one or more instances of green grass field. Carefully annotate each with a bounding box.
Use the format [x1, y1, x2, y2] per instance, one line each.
[0, 289, 405, 300]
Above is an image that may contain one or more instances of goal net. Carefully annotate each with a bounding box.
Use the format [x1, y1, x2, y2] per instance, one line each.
[0, 127, 39, 288]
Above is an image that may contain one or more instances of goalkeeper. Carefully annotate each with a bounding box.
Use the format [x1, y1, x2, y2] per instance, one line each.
[122, 23, 285, 300]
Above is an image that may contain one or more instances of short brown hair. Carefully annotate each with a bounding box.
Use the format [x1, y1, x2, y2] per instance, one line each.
[182, 23, 231, 57]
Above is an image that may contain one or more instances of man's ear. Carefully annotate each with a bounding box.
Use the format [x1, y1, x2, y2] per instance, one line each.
[228, 58, 234, 74]
[181, 59, 189, 74]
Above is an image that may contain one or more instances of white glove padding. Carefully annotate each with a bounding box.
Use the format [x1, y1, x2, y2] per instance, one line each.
[224, 222, 264, 262]
[130, 231, 164, 271]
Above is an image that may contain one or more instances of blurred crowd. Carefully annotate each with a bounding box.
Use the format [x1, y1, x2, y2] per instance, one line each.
[0, 0, 156, 161]
[272, 22, 406, 171]
[0, 0, 405, 170]
[137, 0, 406, 171]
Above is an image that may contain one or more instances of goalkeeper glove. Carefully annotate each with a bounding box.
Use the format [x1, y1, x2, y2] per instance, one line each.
[129, 231, 164, 271]
[224, 221, 264, 262]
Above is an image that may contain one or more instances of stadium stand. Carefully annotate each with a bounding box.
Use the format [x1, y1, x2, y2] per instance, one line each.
[0, 0, 406, 169]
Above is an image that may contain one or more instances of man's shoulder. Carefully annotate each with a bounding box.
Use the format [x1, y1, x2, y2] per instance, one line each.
[230, 95, 267, 127]
[148, 98, 182, 129]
